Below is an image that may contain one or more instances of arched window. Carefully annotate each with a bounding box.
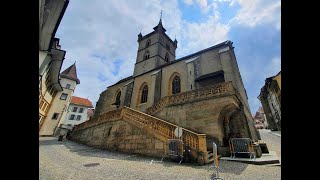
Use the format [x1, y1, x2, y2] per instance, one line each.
[144, 50, 150, 60]
[140, 85, 148, 103]
[146, 39, 151, 47]
[165, 53, 169, 62]
[172, 76, 181, 94]
[115, 91, 121, 107]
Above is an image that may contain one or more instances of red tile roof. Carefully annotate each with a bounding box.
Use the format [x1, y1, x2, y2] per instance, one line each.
[70, 96, 93, 108]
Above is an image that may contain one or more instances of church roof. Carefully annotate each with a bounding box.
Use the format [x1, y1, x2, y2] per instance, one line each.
[153, 19, 166, 32]
[108, 40, 232, 88]
[60, 63, 80, 84]
[70, 96, 93, 108]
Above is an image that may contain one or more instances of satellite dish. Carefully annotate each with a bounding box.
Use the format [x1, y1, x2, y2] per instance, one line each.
[174, 127, 183, 138]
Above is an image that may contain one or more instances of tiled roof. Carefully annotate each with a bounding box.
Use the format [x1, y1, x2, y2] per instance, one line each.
[60, 63, 80, 84]
[70, 96, 93, 108]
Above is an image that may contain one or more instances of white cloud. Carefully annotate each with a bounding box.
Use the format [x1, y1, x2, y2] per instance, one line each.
[178, 16, 230, 56]
[196, 0, 208, 9]
[184, 0, 193, 5]
[228, 0, 281, 30]
[56, 0, 273, 108]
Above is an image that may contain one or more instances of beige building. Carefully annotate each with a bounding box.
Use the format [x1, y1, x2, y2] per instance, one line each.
[71, 18, 260, 164]
[39, 0, 69, 129]
[258, 71, 281, 131]
[39, 64, 80, 136]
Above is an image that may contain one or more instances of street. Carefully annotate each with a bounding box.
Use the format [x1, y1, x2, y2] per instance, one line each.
[40, 129, 280, 180]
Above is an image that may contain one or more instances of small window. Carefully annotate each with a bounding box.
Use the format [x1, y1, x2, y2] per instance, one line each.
[69, 114, 75, 120]
[60, 93, 68, 100]
[76, 115, 81, 121]
[191, 84, 192, 90]
[166, 44, 170, 50]
[165, 53, 169, 62]
[146, 39, 151, 47]
[52, 113, 59, 120]
[79, 108, 84, 113]
[72, 107, 78, 112]
[66, 84, 71, 89]
[140, 85, 148, 103]
[144, 50, 150, 60]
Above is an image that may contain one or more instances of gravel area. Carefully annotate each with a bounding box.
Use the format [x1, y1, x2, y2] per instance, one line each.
[40, 132, 281, 180]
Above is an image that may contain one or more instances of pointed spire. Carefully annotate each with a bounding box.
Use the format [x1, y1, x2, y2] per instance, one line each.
[60, 63, 80, 84]
[153, 10, 166, 32]
[138, 28, 143, 39]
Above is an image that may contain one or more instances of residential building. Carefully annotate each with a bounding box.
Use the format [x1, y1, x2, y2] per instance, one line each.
[258, 71, 281, 131]
[39, 63, 80, 136]
[39, 0, 69, 129]
[57, 96, 93, 131]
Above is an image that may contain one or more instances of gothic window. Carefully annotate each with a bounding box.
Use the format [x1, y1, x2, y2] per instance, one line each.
[144, 50, 150, 60]
[146, 39, 151, 47]
[114, 91, 121, 107]
[165, 53, 169, 62]
[172, 76, 181, 94]
[166, 44, 170, 50]
[140, 85, 148, 103]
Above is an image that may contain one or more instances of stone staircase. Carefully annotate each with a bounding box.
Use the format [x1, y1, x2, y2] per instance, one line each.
[72, 82, 248, 165]
[73, 106, 209, 164]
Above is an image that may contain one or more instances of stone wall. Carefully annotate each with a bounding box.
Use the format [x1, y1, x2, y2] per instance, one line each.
[71, 119, 166, 157]
[94, 78, 133, 117]
[153, 95, 243, 146]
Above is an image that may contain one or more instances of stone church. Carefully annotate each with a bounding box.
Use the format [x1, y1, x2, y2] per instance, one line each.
[70, 18, 260, 165]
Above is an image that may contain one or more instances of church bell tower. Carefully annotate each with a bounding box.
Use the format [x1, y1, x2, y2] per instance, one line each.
[133, 12, 178, 77]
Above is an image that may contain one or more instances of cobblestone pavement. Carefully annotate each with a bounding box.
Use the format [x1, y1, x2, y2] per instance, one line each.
[40, 131, 280, 180]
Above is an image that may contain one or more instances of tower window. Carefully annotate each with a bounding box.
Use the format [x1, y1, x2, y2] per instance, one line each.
[144, 50, 150, 60]
[146, 39, 151, 47]
[166, 44, 170, 50]
[165, 53, 169, 62]
[140, 85, 148, 103]
[172, 76, 181, 94]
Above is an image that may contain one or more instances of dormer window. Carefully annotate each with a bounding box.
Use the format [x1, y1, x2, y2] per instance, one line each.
[144, 50, 150, 60]
[146, 39, 151, 47]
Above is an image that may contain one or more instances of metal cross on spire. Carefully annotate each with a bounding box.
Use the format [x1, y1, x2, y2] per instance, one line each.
[160, 10, 162, 21]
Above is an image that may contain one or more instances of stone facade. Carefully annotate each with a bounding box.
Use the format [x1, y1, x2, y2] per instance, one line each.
[258, 71, 281, 131]
[82, 18, 259, 161]
[71, 119, 166, 157]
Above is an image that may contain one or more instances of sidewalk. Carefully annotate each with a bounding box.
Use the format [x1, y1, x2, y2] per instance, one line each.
[263, 129, 281, 137]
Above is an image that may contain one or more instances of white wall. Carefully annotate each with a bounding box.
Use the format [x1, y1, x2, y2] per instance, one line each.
[60, 104, 90, 127]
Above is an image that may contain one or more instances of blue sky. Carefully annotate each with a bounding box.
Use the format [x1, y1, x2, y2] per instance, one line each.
[56, 0, 281, 114]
